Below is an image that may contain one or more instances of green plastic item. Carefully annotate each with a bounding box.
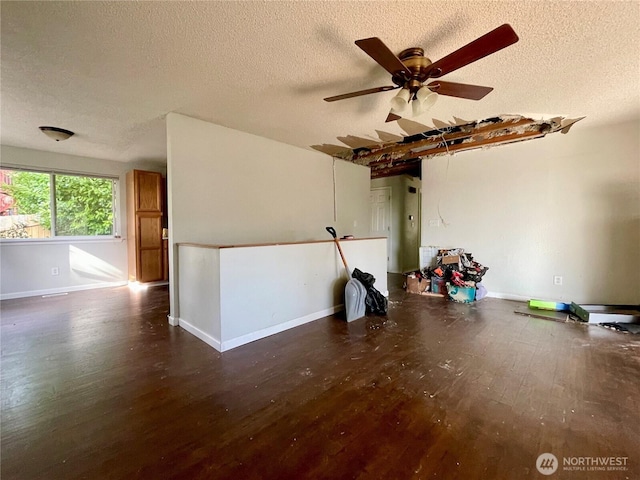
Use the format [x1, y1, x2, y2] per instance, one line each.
[528, 299, 571, 312]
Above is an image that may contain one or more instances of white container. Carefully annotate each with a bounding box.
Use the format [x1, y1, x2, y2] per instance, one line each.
[419, 246, 439, 270]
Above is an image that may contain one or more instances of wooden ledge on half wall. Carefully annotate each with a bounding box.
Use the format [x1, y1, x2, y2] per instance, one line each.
[176, 237, 387, 250]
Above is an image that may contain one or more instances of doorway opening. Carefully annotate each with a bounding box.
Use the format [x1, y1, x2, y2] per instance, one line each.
[370, 173, 421, 274]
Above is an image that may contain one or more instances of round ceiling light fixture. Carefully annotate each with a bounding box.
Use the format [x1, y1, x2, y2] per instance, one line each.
[39, 126, 74, 142]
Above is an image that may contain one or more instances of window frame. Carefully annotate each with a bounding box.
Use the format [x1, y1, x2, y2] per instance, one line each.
[0, 166, 120, 243]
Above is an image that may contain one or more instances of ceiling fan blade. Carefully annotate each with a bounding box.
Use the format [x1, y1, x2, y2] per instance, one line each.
[355, 37, 411, 79]
[427, 24, 519, 78]
[427, 81, 493, 100]
[324, 85, 399, 102]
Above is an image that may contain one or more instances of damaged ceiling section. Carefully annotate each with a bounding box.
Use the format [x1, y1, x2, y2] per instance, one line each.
[312, 115, 585, 179]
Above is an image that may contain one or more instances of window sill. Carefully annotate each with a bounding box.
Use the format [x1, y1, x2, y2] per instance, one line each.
[0, 237, 125, 246]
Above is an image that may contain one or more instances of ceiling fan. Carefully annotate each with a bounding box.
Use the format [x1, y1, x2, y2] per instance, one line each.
[324, 24, 519, 122]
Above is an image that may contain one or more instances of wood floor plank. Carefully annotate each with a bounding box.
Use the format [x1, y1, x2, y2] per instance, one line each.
[1, 278, 639, 479]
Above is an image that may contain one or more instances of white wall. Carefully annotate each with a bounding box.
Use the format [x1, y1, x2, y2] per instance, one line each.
[178, 238, 387, 351]
[166, 113, 372, 319]
[219, 239, 387, 345]
[178, 245, 221, 341]
[421, 120, 640, 304]
[334, 159, 371, 238]
[0, 145, 165, 298]
[167, 113, 370, 246]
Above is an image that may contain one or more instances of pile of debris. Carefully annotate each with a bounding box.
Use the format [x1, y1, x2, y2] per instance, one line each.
[405, 248, 489, 303]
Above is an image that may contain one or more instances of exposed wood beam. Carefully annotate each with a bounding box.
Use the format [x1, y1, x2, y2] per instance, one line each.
[349, 117, 537, 163]
[371, 161, 421, 179]
[369, 129, 544, 167]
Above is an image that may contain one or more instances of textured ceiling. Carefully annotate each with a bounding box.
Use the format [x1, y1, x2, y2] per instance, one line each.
[1, 1, 639, 164]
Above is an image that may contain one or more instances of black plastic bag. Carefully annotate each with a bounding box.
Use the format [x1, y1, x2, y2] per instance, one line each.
[352, 268, 375, 288]
[352, 268, 388, 315]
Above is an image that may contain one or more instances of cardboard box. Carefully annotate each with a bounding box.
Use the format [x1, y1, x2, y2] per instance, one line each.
[441, 255, 461, 265]
[405, 275, 430, 295]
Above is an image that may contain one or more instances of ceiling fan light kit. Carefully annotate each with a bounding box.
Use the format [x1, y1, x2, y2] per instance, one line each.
[411, 100, 423, 118]
[412, 86, 439, 118]
[416, 85, 437, 106]
[390, 88, 411, 112]
[409, 98, 422, 118]
[388, 85, 438, 119]
[324, 24, 519, 123]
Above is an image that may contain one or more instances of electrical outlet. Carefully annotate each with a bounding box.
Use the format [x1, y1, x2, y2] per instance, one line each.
[51, 267, 60, 276]
[553, 275, 563, 286]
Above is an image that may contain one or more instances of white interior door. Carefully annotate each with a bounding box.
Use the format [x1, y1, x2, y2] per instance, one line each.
[370, 186, 391, 271]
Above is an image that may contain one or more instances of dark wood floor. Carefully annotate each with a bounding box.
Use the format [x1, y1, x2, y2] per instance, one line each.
[1, 277, 638, 480]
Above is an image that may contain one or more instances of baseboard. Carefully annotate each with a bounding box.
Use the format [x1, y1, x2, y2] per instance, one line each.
[177, 317, 222, 352]
[220, 304, 344, 352]
[0, 281, 128, 300]
[486, 291, 529, 302]
[167, 315, 179, 327]
[129, 280, 169, 288]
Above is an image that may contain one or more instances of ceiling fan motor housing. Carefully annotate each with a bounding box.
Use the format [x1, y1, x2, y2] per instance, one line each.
[392, 48, 434, 95]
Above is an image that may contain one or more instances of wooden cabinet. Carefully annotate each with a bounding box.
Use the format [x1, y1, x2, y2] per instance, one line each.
[127, 170, 165, 283]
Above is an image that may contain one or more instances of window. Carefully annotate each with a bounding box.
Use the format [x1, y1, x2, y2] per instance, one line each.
[0, 168, 117, 239]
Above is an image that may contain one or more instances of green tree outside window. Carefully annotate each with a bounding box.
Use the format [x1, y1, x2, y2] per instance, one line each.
[1, 170, 115, 238]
